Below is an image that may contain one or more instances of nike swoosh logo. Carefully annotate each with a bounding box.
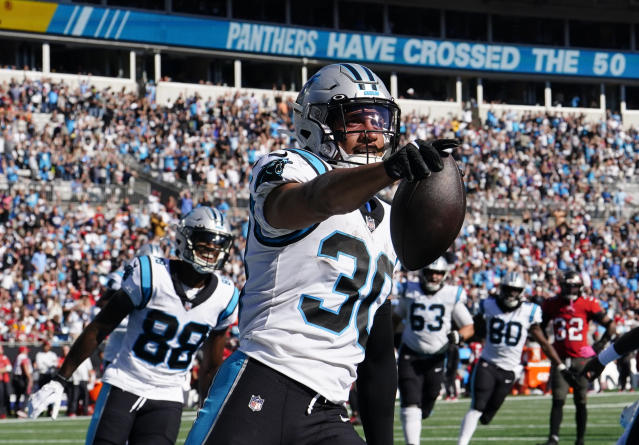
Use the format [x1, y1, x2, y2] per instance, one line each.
[505, 380, 512, 384]
[434, 368, 443, 373]
[340, 415, 350, 422]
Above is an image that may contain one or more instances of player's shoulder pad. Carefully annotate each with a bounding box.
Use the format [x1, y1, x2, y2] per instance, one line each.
[251, 148, 330, 191]
[121, 255, 158, 309]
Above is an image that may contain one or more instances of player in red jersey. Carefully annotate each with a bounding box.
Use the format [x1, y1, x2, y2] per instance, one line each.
[538, 270, 616, 445]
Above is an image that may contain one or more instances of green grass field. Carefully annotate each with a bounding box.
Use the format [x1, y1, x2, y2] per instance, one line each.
[0, 392, 635, 444]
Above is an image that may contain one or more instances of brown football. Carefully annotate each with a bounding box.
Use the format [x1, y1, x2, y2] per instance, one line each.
[390, 155, 466, 271]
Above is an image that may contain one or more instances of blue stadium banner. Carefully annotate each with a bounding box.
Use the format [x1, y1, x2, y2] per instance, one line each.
[5, 2, 638, 79]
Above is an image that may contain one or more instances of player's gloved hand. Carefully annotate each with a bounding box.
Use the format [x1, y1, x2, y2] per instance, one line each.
[581, 357, 606, 381]
[592, 338, 607, 354]
[383, 139, 460, 182]
[557, 363, 579, 388]
[27, 375, 66, 419]
[447, 330, 461, 346]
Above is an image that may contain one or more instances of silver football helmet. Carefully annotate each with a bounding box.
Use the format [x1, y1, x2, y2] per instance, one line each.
[136, 243, 163, 258]
[292, 63, 400, 167]
[419, 257, 449, 294]
[498, 271, 526, 311]
[175, 206, 233, 274]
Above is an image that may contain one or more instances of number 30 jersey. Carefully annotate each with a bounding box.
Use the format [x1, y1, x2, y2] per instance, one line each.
[479, 297, 542, 372]
[240, 149, 398, 404]
[541, 295, 602, 359]
[104, 256, 239, 403]
[397, 282, 473, 355]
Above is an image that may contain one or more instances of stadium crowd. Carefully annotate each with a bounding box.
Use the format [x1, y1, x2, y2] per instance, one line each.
[1, 76, 639, 416]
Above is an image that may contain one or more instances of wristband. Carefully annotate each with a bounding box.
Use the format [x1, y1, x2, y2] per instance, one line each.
[557, 363, 567, 372]
[598, 344, 621, 366]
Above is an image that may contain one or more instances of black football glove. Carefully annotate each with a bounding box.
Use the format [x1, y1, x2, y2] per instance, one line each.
[558, 364, 579, 388]
[383, 138, 460, 182]
[592, 338, 608, 354]
[581, 357, 606, 381]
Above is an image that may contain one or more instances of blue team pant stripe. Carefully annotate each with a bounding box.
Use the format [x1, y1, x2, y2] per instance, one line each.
[185, 351, 248, 445]
[85, 383, 111, 445]
[470, 364, 478, 410]
[139, 255, 152, 308]
[217, 288, 240, 325]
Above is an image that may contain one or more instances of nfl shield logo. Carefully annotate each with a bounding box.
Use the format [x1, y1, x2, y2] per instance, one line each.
[248, 395, 264, 412]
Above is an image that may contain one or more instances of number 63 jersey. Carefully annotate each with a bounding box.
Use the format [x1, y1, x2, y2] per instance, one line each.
[240, 149, 398, 404]
[479, 297, 542, 372]
[104, 256, 239, 403]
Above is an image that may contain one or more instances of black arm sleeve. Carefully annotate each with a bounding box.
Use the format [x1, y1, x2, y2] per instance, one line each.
[614, 325, 639, 356]
[356, 300, 397, 445]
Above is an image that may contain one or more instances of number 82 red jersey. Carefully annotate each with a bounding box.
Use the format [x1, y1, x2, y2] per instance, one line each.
[541, 295, 603, 359]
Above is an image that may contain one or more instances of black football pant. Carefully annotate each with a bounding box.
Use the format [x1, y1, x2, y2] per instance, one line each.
[398, 345, 446, 418]
[86, 383, 182, 445]
[186, 351, 364, 445]
[470, 359, 515, 425]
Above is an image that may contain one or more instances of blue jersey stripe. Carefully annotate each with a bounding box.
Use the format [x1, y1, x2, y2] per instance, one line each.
[217, 288, 240, 325]
[85, 383, 111, 445]
[139, 255, 153, 308]
[529, 303, 539, 323]
[185, 351, 248, 445]
[455, 286, 463, 304]
[287, 148, 328, 175]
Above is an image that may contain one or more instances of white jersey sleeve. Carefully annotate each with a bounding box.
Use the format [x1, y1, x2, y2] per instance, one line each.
[121, 256, 154, 309]
[213, 275, 239, 331]
[451, 288, 473, 328]
[250, 149, 329, 237]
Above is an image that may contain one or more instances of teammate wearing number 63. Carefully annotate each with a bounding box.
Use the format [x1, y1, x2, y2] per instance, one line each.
[394, 256, 474, 445]
[27, 206, 239, 445]
[458, 272, 574, 445]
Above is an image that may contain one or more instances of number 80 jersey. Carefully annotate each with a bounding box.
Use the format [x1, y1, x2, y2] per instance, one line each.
[479, 297, 542, 372]
[104, 255, 239, 403]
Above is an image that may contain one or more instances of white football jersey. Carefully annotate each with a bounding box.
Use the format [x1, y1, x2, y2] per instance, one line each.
[479, 297, 542, 372]
[240, 149, 398, 404]
[104, 256, 239, 402]
[397, 282, 473, 355]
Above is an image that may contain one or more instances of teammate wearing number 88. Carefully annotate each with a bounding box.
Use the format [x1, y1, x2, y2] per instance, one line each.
[538, 269, 616, 445]
[26, 206, 239, 445]
[458, 272, 569, 445]
[394, 257, 474, 445]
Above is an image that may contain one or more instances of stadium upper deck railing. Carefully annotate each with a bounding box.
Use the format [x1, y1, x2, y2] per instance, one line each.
[1, 69, 638, 128]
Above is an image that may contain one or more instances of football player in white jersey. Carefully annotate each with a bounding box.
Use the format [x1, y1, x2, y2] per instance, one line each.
[101, 243, 164, 369]
[457, 272, 577, 445]
[186, 63, 459, 445]
[27, 207, 239, 445]
[396, 257, 474, 445]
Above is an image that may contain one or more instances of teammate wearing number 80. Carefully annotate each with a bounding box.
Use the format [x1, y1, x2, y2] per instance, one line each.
[458, 272, 570, 445]
[27, 206, 239, 445]
[395, 257, 474, 445]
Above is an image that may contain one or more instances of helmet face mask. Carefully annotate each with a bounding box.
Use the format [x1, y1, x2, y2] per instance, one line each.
[560, 270, 583, 302]
[294, 64, 400, 167]
[175, 207, 234, 274]
[498, 272, 526, 311]
[419, 257, 449, 293]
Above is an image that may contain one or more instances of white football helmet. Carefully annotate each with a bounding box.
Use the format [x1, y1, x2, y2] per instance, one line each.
[292, 63, 400, 167]
[419, 257, 449, 293]
[498, 271, 526, 311]
[175, 206, 233, 274]
[136, 243, 163, 258]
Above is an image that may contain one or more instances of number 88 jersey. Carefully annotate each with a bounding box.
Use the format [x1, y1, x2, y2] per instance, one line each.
[479, 297, 542, 372]
[104, 255, 239, 403]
